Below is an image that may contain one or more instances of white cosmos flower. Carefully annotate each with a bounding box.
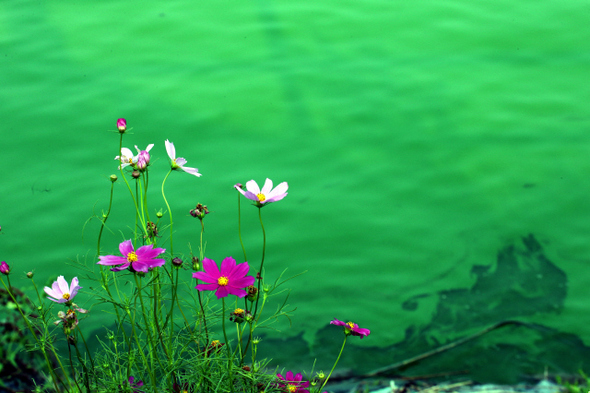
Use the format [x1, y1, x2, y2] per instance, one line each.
[165, 139, 202, 177]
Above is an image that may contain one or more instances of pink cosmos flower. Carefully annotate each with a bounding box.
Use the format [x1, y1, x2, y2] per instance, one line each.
[0, 261, 9, 275]
[165, 139, 202, 177]
[97, 239, 166, 273]
[117, 118, 127, 132]
[276, 371, 310, 393]
[44, 276, 81, 304]
[193, 257, 255, 299]
[330, 319, 371, 339]
[115, 144, 153, 170]
[234, 179, 288, 207]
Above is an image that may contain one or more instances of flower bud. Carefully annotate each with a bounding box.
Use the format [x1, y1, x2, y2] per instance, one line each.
[229, 308, 245, 323]
[117, 118, 127, 133]
[110, 174, 118, 183]
[132, 170, 140, 179]
[192, 257, 200, 271]
[137, 150, 150, 171]
[172, 257, 183, 268]
[156, 209, 164, 219]
[246, 285, 258, 302]
[189, 203, 209, 219]
[0, 261, 10, 275]
[26, 271, 34, 279]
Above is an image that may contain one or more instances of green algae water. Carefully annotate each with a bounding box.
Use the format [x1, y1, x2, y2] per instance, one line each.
[2, 0, 590, 384]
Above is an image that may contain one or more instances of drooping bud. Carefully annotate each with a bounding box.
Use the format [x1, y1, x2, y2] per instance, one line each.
[117, 118, 127, 133]
[172, 257, 183, 268]
[0, 261, 10, 275]
[189, 203, 209, 219]
[246, 285, 258, 302]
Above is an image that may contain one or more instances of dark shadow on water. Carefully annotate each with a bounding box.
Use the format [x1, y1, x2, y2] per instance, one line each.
[261, 234, 590, 384]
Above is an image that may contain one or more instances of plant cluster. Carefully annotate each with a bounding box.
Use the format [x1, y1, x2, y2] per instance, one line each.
[0, 118, 370, 393]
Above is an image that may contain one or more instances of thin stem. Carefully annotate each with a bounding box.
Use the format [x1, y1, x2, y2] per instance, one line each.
[222, 299, 234, 393]
[237, 191, 247, 262]
[161, 169, 174, 256]
[251, 208, 266, 320]
[320, 336, 348, 392]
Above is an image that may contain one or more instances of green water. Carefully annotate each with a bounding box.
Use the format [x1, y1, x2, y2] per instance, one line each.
[2, 0, 590, 383]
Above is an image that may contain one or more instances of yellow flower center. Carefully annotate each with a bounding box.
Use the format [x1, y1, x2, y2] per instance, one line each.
[234, 308, 244, 314]
[62, 293, 70, 300]
[257, 193, 266, 202]
[127, 252, 138, 263]
[218, 276, 229, 286]
[346, 322, 355, 329]
[288, 384, 298, 393]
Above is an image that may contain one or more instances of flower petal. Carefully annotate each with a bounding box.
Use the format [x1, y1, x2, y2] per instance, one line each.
[202, 258, 221, 278]
[180, 165, 202, 177]
[119, 240, 135, 256]
[261, 178, 273, 195]
[196, 283, 219, 291]
[176, 157, 187, 166]
[330, 319, 346, 327]
[226, 287, 248, 297]
[220, 257, 237, 277]
[215, 285, 230, 298]
[69, 277, 81, 299]
[245, 180, 260, 195]
[229, 275, 255, 289]
[57, 276, 69, 295]
[227, 261, 249, 280]
[110, 263, 130, 272]
[193, 271, 218, 284]
[98, 255, 128, 266]
[165, 140, 176, 160]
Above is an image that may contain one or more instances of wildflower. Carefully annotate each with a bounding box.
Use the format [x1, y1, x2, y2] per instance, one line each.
[234, 178, 288, 207]
[44, 276, 81, 304]
[165, 139, 202, 177]
[193, 257, 255, 299]
[135, 144, 153, 171]
[189, 203, 209, 219]
[276, 371, 310, 393]
[117, 118, 127, 133]
[115, 147, 136, 169]
[120, 376, 144, 393]
[97, 239, 166, 273]
[330, 319, 371, 339]
[0, 261, 10, 275]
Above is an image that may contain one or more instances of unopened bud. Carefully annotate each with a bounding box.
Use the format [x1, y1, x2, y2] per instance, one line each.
[131, 170, 140, 179]
[117, 118, 127, 133]
[110, 174, 118, 183]
[26, 271, 34, 279]
[156, 209, 164, 219]
[192, 257, 200, 271]
[172, 257, 183, 267]
[0, 261, 10, 275]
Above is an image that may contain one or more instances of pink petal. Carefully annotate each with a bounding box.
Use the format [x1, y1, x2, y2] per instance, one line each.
[196, 283, 219, 291]
[243, 191, 260, 202]
[110, 263, 130, 272]
[226, 287, 248, 297]
[57, 276, 69, 295]
[132, 262, 149, 273]
[330, 319, 346, 326]
[119, 240, 135, 256]
[69, 277, 81, 299]
[227, 262, 249, 280]
[219, 257, 237, 277]
[44, 286, 60, 300]
[230, 275, 255, 289]
[202, 258, 220, 277]
[98, 255, 128, 266]
[286, 371, 294, 381]
[215, 286, 229, 298]
[193, 271, 218, 284]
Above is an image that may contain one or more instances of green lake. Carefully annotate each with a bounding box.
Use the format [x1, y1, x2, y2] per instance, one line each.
[2, 0, 590, 384]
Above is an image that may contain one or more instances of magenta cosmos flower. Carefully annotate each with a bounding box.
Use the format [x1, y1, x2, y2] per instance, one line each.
[44, 276, 81, 304]
[165, 139, 202, 177]
[193, 257, 255, 299]
[97, 239, 166, 273]
[235, 178, 288, 207]
[330, 319, 371, 338]
[276, 371, 310, 393]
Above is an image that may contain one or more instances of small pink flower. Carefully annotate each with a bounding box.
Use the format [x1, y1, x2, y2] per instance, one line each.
[97, 239, 166, 273]
[330, 319, 371, 339]
[234, 179, 288, 207]
[135, 144, 153, 171]
[165, 139, 202, 177]
[117, 118, 127, 132]
[44, 276, 81, 304]
[0, 261, 10, 275]
[193, 257, 255, 299]
[276, 371, 310, 393]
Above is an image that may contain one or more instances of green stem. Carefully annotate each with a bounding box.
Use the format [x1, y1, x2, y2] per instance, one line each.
[251, 208, 266, 320]
[320, 336, 348, 392]
[161, 169, 174, 256]
[222, 299, 234, 393]
[237, 190, 247, 262]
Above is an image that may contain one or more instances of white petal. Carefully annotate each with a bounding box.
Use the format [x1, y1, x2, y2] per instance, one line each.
[57, 276, 69, 295]
[165, 140, 175, 160]
[181, 166, 202, 177]
[268, 181, 288, 198]
[245, 179, 260, 195]
[261, 178, 273, 195]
